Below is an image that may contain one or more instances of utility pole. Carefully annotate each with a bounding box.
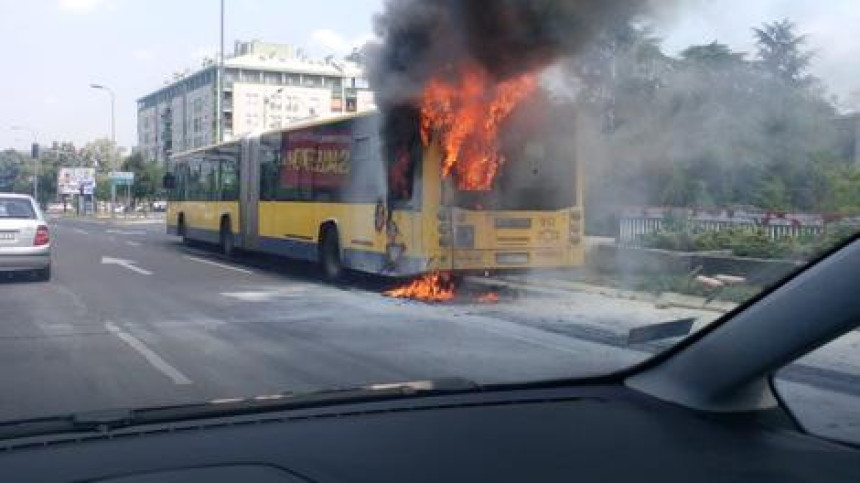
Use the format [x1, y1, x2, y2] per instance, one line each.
[90, 83, 117, 215]
[10, 126, 39, 203]
[215, 0, 225, 143]
[90, 84, 116, 166]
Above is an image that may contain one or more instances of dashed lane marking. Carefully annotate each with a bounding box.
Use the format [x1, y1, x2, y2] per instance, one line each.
[105, 321, 192, 385]
[184, 255, 253, 275]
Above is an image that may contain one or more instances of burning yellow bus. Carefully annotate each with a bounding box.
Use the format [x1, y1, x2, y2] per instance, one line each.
[165, 99, 583, 280]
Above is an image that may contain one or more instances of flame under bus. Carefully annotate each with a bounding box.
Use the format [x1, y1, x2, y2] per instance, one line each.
[165, 110, 583, 277]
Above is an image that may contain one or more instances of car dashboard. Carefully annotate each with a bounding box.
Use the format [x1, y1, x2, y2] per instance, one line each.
[0, 384, 858, 482]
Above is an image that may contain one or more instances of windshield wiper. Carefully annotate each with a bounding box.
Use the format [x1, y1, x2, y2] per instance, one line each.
[0, 378, 480, 442]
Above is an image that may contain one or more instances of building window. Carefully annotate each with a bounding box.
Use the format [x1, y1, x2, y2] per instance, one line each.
[240, 70, 260, 83]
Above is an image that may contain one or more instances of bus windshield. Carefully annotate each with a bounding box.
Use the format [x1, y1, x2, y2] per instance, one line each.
[446, 99, 578, 212]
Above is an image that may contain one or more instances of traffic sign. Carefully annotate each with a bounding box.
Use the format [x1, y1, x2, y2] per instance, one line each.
[109, 171, 135, 186]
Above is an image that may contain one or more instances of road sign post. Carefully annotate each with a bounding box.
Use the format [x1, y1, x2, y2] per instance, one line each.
[57, 168, 95, 217]
[109, 172, 135, 217]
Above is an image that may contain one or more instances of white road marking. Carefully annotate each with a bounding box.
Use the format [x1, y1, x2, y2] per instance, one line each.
[221, 286, 308, 302]
[126, 241, 142, 247]
[221, 291, 279, 302]
[184, 256, 253, 275]
[73, 228, 89, 235]
[101, 256, 152, 275]
[105, 322, 192, 385]
[106, 229, 147, 236]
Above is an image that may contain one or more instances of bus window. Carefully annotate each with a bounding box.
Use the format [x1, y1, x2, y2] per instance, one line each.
[260, 133, 295, 201]
[310, 128, 352, 203]
[204, 152, 220, 201]
[448, 99, 577, 211]
[345, 136, 386, 204]
[187, 157, 202, 200]
[384, 106, 422, 208]
[179, 162, 190, 201]
[219, 144, 240, 202]
[168, 160, 188, 202]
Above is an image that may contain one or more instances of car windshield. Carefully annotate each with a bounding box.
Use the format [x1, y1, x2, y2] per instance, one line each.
[0, 0, 858, 429]
[0, 199, 35, 219]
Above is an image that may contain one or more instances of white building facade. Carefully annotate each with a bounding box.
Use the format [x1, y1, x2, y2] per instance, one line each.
[137, 41, 375, 164]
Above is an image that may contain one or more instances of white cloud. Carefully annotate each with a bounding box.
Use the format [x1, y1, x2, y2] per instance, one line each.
[189, 47, 217, 61]
[58, 0, 107, 13]
[133, 48, 155, 61]
[309, 29, 374, 55]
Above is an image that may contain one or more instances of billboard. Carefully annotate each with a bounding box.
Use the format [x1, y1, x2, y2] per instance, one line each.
[109, 171, 135, 186]
[58, 168, 96, 195]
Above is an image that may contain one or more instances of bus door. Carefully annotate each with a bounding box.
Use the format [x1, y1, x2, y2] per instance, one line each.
[239, 135, 261, 250]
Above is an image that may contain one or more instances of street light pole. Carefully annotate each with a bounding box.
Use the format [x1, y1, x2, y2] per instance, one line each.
[216, 0, 225, 143]
[10, 126, 39, 202]
[89, 84, 116, 167]
[90, 83, 117, 215]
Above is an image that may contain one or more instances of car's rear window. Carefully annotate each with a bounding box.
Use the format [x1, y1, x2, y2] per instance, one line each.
[0, 199, 36, 219]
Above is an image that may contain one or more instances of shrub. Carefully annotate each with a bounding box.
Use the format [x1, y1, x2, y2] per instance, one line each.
[636, 224, 857, 260]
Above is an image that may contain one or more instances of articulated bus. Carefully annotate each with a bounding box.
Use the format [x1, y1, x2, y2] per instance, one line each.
[165, 109, 584, 279]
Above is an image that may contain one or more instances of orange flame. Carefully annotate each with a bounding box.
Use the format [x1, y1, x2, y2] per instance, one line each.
[420, 64, 538, 191]
[384, 271, 456, 303]
[477, 292, 500, 304]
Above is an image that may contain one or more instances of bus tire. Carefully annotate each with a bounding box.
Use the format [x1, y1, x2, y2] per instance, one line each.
[319, 227, 343, 281]
[219, 217, 234, 258]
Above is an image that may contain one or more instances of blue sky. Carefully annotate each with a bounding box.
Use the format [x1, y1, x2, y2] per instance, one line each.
[0, 0, 856, 152]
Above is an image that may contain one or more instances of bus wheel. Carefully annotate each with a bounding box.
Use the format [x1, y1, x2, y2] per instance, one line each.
[320, 228, 343, 281]
[219, 218, 234, 258]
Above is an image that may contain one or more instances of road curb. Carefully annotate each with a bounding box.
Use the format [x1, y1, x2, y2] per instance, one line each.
[466, 275, 736, 314]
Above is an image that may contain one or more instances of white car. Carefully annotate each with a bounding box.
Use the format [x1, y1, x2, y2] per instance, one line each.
[0, 194, 51, 281]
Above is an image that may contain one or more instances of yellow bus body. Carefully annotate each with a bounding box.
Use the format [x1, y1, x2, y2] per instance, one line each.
[167, 112, 584, 277]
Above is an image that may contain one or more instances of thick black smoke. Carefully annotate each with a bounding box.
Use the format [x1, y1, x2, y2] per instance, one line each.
[367, 0, 652, 109]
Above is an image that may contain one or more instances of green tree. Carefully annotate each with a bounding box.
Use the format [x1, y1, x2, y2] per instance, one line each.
[121, 152, 165, 205]
[755, 176, 791, 211]
[680, 41, 746, 68]
[576, 21, 843, 218]
[80, 138, 124, 171]
[0, 150, 26, 192]
[754, 19, 815, 88]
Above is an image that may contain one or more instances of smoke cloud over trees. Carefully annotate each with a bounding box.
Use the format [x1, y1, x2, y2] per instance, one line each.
[566, 20, 854, 233]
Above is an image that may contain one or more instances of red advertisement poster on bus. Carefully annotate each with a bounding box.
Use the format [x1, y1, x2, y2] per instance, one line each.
[281, 128, 352, 190]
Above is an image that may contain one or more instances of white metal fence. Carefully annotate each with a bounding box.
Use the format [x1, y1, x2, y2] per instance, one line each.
[619, 207, 854, 246]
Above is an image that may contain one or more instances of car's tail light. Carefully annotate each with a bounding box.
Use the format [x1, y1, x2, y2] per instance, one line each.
[34, 225, 50, 246]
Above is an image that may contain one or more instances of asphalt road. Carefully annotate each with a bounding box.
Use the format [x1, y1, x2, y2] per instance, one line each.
[1, 216, 858, 444]
[0, 216, 659, 421]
